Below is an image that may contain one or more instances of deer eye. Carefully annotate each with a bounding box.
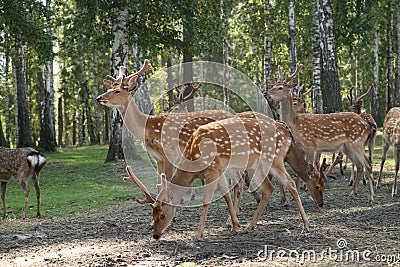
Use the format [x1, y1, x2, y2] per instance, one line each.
[315, 185, 320, 190]
[160, 214, 166, 219]
[114, 90, 121, 94]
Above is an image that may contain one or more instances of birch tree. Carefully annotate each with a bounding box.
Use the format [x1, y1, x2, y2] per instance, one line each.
[318, 0, 342, 113]
[106, 6, 129, 162]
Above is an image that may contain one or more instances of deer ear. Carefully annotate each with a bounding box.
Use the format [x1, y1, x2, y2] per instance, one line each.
[103, 79, 113, 90]
[306, 164, 315, 175]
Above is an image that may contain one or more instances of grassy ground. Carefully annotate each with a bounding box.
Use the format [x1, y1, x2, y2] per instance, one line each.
[1, 144, 148, 220]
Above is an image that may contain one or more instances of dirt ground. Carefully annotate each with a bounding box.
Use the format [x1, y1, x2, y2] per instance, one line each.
[1, 164, 399, 267]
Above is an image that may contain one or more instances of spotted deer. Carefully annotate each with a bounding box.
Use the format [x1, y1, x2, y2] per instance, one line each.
[266, 64, 375, 201]
[0, 147, 46, 219]
[292, 84, 314, 114]
[125, 111, 325, 240]
[96, 60, 234, 181]
[377, 107, 400, 197]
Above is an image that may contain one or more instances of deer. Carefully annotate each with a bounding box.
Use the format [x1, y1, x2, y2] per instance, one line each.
[96, 61, 261, 208]
[265, 64, 375, 202]
[292, 84, 314, 114]
[325, 84, 377, 183]
[124, 111, 325, 240]
[376, 107, 400, 197]
[0, 147, 46, 219]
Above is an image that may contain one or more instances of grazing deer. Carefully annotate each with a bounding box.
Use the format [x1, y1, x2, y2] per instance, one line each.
[125, 111, 325, 240]
[377, 107, 400, 197]
[0, 147, 46, 219]
[266, 64, 375, 201]
[97, 62, 262, 206]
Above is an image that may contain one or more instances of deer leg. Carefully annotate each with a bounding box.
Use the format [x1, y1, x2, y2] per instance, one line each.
[218, 177, 239, 234]
[377, 141, 390, 189]
[278, 182, 289, 206]
[1, 182, 7, 219]
[393, 148, 399, 197]
[348, 162, 355, 186]
[32, 174, 41, 218]
[226, 171, 243, 227]
[274, 168, 310, 231]
[243, 171, 261, 203]
[245, 177, 274, 232]
[194, 171, 219, 240]
[20, 181, 30, 219]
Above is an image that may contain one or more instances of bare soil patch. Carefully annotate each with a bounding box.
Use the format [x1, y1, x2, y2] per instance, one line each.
[1, 168, 399, 266]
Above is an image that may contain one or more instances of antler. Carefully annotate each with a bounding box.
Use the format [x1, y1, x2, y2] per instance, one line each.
[355, 84, 374, 104]
[277, 66, 284, 83]
[125, 59, 152, 91]
[348, 86, 354, 105]
[284, 63, 303, 84]
[106, 66, 127, 84]
[124, 166, 156, 204]
[182, 82, 202, 102]
[302, 85, 314, 98]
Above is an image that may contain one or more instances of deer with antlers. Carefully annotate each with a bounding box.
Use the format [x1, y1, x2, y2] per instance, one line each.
[266, 64, 375, 201]
[97, 61, 264, 208]
[124, 111, 325, 240]
[377, 107, 400, 197]
[0, 147, 46, 219]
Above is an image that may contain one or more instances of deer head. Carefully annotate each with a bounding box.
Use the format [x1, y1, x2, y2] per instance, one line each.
[124, 167, 176, 240]
[266, 64, 303, 102]
[347, 84, 374, 114]
[97, 60, 152, 108]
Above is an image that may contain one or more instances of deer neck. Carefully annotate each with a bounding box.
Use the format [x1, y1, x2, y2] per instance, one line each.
[285, 144, 310, 182]
[280, 94, 297, 126]
[118, 95, 148, 141]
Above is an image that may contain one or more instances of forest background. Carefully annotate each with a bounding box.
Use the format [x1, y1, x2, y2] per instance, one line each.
[1, 0, 399, 161]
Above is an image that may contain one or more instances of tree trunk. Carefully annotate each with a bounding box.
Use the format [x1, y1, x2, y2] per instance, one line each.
[182, 11, 194, 111]
[396, 0, 400, 108]
[78, 91, 84, 146]
[263, 0, 277, 118]
[58, 97, 63, 146]
[318, 0, 342, 113]
[288, 0, 297, 73]
[4, 34, 11, 146]
[387, 0, 394, 111]
[14, 35, 33, 148]
[371, 32, 382, 126]
[106, 6, 129, 162]
[92, 51, 101, 144]
[312, 1, 322, 114]
[37, 0, 57, 151]
[38, 71, 57, 151]
[221, 0, 230, 111]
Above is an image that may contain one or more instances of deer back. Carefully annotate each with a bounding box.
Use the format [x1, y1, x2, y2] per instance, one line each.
[383, 107, 400, 147]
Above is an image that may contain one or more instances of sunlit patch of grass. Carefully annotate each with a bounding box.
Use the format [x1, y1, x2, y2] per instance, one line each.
[1, 145, 147, 220]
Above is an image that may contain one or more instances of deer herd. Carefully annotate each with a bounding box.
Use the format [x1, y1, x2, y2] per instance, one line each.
[1, 60, 399, 243]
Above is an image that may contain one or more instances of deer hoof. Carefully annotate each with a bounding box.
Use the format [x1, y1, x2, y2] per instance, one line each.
[238, 229, 249, 235]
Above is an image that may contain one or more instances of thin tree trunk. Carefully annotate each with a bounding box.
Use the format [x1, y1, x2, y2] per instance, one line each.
[396, 0, 400, 108]
[106, 6, 129, 162]
[4, 33, 10, 147]
[182, 11, 194, 112]
[58, 97, 63, 146]
[288, 0, 297, 73]
[221, 0, 230, 111]
[387, 0, 394, 111]
[14, 34, 33, 148]
[372, 32, 381, 126]
[318, 0, 342, 113]
[263, 0, 276, 118]
[312, 1, 322, 114]
[92, 51, 101, 144]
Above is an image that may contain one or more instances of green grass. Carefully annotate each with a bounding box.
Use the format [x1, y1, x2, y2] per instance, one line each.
[2, 145, 147, 220]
